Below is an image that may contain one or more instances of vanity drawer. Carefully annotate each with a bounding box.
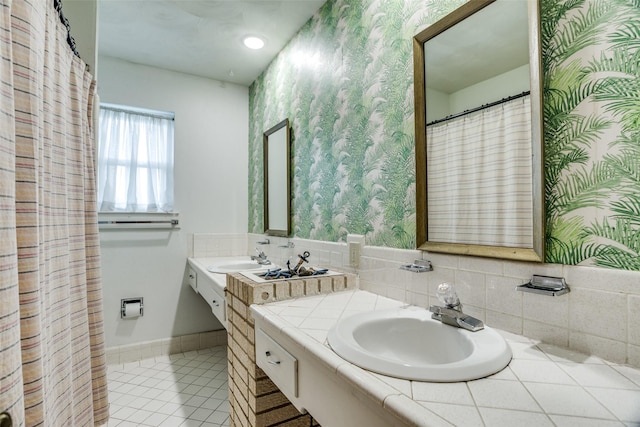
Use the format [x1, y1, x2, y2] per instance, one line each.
[256, 327, 298, 398]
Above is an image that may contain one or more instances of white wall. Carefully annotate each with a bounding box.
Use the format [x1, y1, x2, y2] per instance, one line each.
[449, 64, 530, 114]
[97, 56, 249, 347]
[425, 87, 450, 123]
[426, 65, 530, 123]
[62, 0, 98, 78]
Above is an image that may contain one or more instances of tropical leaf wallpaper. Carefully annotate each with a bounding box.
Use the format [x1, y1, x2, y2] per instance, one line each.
[542, 0, 640, 270]
[248, 0, 640, 271]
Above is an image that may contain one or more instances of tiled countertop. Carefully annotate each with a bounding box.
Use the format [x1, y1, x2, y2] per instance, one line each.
[187, 256, 249, 294]
[251, 290, 640, 426]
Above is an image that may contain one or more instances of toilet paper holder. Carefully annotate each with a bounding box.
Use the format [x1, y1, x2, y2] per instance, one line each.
[121, 297, 144, 318]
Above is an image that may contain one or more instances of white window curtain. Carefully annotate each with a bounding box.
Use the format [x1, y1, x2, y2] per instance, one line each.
[426, 96, 533, 247]
[98, 105, 174, 212]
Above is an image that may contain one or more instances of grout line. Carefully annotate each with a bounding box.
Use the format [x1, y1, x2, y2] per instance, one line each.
[107, 345, 230, 427]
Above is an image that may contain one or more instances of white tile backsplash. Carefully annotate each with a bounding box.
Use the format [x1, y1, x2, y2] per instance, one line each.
[503, 260, 564, 281]
[423, 267, 456, 294]
[523, 319, 569, 348]
[193, 233, 248, 257]
[564, 264, 640, 294]
[569, 332, 628, 364]
[523, 290, 569, 327]
[485, 310, 523, 335]
[355, 244, 640, 368]
[569, 288, 627, 341]
[458, 256, 504, 275]
[406, 291, 430, 308]
[454, 270, 486, 308]
[628, 295, 640, 346]
[486, 275, 522, 317]
[629, 344, 640, 367]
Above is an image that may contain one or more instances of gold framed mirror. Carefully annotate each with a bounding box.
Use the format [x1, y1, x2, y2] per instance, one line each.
[263, 119, 291, 237]
[413, 0, 544, 262]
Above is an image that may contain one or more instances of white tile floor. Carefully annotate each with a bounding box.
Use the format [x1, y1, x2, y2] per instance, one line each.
[107, 346, 230, 427]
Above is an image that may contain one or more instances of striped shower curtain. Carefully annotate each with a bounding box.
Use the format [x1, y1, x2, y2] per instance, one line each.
[0, 1, 109, 426]
[427, 96, 533, 248]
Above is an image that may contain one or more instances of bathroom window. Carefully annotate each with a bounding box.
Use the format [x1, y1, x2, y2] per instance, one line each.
[97, 103, 174, 212]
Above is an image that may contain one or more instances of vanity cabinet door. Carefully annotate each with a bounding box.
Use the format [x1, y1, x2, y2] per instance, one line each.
[210, 290, 226, 328]
[197, 275, 227, 328]
[256, 327, 298, 399]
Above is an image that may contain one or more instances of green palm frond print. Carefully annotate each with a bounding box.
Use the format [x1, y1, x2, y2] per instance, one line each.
[543, 0, 640, 269]
[248, 0, 458, 247]
[249, 0, 640, 271]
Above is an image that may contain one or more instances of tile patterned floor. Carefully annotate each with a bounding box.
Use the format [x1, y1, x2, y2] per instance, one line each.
[107, 346, 229, 427]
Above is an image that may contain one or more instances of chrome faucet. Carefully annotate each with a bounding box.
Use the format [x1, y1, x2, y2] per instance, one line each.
[429, 283, 484, 332]
[251, 248, 271, 265]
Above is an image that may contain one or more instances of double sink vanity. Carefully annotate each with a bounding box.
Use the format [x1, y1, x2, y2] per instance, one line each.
[186, 255, 640, 426]
[188, 258, 249, 328]
[181, 0, 640, 422]
[187, 256, 275, 328]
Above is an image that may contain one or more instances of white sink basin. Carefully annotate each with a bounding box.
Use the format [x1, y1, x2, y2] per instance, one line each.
[327, 307, 511, 382]
[207, 259, 271, 274]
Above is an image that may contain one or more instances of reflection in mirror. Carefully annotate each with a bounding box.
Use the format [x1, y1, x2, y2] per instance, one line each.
[413, 0, 544, 261]
[263, 119, 291, 236]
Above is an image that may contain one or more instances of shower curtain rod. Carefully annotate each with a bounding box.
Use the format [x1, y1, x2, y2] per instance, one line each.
[54, 0, 81, 59]
[426, 90, 530, 127]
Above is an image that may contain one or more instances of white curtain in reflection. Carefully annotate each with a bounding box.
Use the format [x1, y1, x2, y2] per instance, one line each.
[427, 96, 533, 247]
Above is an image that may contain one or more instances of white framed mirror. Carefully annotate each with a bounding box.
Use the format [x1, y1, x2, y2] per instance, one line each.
[413, 0, 544, 261]
[263, 119, 291, 236]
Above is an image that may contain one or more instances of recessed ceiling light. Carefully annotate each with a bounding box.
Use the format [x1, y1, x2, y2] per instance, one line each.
[243, 36, 265, 50]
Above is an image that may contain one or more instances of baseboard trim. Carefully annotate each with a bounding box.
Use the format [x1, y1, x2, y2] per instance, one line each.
[105, 329, 228, 365]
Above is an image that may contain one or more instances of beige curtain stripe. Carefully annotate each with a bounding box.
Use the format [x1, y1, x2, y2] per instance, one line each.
[1, 1, 27, 425]
[1, 1, 109, 426]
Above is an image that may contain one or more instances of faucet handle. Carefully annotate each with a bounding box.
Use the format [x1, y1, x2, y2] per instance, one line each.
[436, 283, 460, 308]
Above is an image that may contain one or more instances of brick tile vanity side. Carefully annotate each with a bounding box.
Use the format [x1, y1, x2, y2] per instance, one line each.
[225, 273, 356, 427]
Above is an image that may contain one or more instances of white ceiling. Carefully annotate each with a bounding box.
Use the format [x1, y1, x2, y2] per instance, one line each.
[424, 0, 529, 93]
[98, 0, 327, 86]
